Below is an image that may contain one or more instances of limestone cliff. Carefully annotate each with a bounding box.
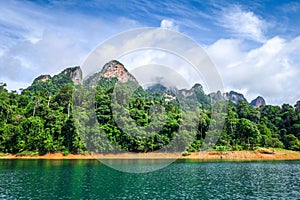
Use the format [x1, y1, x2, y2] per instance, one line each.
[84, 60, 138, 87]
[33, 66, 82, 85]
[33, 75, 51, 83]
[61, 66, 82, 85]
[100, 60, 138, 83]
[209, 90, 247, 103]
[250, 96, 266, 108]
[28, 60, 268, 108]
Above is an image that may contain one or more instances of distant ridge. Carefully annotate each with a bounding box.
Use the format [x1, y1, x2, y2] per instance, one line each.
[209, 90, 248, 104]
[33, 66, 82, 85]
[28, 60, 266, 107]
[25, 66, 82, 94]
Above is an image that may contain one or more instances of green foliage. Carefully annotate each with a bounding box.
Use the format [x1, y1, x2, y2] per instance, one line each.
[283, 134, 300, 151]
[16, 150, 39, 156]
[181, 151, 191, 156]
[264, 137, 284, 149]
[63, 150, 70, 156]
[215, 145, 232, 151]
[0, 76, 86, 154]
[0, 70, 300, 154]
[92, 79, 185, 152]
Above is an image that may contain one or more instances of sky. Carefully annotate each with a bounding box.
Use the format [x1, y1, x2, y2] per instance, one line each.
[1, 0, 300, 105]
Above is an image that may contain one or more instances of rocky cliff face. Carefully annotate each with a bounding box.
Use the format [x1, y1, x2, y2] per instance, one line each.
[34, 75, 51, 83]
[209, 91, 226, 101]
[177, 83, 204, 97]
[209, 90, 247, 103]
[100, 60, 138, 83]
[192, 83, 203, 91]
[179, 88, 194, 97]
[250, 96, 266, 108]
[29, 60, 268, 107]
[146, 84, 168, 93]
[33, 66, 82, 85]
[62, 66, 82, 85]
[84, 60, 138, 87]
[226, 91, 248, 103]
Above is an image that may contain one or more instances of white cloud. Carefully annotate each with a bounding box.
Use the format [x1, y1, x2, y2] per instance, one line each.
[0, 30, 85, 88]
[118, 49, 199, 90]
[205, 39, 245, 68]
[281, 2, 300, 13]
[1, 0, 299, 106]
[218, 5, 267, 42]
[160, 19, 179, 31]
[82, 28, 218, 92]
[206, 36, 300, 105]
[0, 1, 141, 91]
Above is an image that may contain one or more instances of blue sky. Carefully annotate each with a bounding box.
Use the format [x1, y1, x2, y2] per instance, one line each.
[1, 0, 300, 105]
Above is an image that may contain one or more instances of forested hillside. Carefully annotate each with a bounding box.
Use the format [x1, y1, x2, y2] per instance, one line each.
[0, 61, 299, 155]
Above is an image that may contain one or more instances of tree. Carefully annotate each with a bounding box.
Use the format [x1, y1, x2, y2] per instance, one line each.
[237, 118, 261, 149]
[237, 100, 260, 123]
[283, 134, 300, 151]
[264, 137, 284, 149]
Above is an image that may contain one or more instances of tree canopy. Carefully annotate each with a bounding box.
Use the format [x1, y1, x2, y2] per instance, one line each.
[0, 73, 299, 155]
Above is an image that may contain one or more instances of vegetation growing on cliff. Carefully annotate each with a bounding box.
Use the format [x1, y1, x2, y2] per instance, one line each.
[0, 65, 299, 154]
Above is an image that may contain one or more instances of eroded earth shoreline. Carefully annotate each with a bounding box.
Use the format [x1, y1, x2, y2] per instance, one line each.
[1, 149, 300, 161]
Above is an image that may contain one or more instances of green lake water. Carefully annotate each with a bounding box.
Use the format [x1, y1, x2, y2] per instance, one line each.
[0, 159, 299, 199]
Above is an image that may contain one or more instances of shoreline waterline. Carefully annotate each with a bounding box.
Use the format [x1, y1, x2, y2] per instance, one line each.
[1, 149, 300, 161]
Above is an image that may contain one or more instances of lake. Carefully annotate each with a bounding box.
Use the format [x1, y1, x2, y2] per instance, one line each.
[0, 159, 299, 199]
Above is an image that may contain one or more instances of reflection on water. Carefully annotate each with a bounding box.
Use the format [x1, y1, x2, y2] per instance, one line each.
[0, 159, 299, 199]
[99, 159, 175, 173]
